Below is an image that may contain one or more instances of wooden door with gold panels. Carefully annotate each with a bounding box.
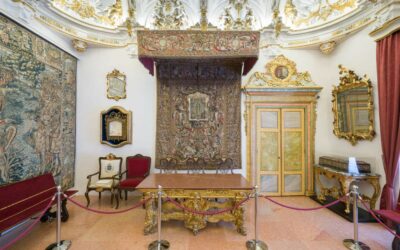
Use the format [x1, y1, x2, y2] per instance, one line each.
[257, 108, 305, 196]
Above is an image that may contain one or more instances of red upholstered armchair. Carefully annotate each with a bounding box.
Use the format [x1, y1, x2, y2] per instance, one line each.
[116, 154, 150, 208]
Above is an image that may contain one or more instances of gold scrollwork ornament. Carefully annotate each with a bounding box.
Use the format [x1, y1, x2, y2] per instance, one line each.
[332, 65, 375, 145]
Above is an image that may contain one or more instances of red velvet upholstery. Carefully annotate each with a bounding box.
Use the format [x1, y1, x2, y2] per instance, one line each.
[117, 155, 150, 208]
[0, 173, 77, 233]
[126, 155, 151, 179]
[119, 154, 151, 190]
[119, 177, 146, 188]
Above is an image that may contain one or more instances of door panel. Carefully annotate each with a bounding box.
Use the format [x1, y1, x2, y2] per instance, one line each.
[260, 132, 279, 171]
[257, 109, 281, 196]
[283, 131, 303, 171]
[257, 108, 305, 196]
[282, 109, 304, 195]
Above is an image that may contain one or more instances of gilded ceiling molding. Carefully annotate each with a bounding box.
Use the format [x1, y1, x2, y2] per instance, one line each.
[280, 15, 374, 49]
[284, 0, 358, 30]
[72, 39, 88, 52]
[220, 0, 255, 31]
[152, 0, 187, 30]
[319, 41, 336, 55]
[369, 0, 400, 41]
[3, 0, 384, 52]
[50, 0, 126, 29]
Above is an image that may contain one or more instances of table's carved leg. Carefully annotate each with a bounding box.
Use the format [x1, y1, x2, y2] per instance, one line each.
[183, 194, 207, 235]
[316, 169, 327, 201]
[369, 179, 381, 209]
[339, 177, 352, 214]
[232, 201, 246, 236]
[143, 193, 157, 235]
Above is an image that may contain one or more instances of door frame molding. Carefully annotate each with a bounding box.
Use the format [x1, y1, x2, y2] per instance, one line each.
[244, 88, 322, 196]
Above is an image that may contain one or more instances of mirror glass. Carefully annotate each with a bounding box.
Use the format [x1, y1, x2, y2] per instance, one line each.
[336, 86, 370, 133]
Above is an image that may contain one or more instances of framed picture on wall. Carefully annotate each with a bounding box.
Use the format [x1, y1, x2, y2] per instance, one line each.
[100, 106, 132, 147]
[107, 69, 126, 101]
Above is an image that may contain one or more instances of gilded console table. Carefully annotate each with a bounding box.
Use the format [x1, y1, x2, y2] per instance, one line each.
[315, 165, 381, 213]
[137, 174, 252, 236]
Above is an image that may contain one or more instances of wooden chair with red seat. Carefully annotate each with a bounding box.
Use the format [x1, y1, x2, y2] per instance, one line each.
[374, 202, 400, 250]
[116, 154, 151, 209]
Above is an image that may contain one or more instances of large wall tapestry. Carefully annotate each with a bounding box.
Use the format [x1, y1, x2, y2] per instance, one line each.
[156, 60, 241, 170]
[0, 15, 76, 189]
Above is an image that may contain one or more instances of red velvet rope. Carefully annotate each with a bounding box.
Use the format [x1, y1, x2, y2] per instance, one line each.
[1, 195, 56, 250]
[64, 194, 151, 214]
[262, 195, 347, 211]
[359, 198, 400, 239]
[165, 197, 250, 216]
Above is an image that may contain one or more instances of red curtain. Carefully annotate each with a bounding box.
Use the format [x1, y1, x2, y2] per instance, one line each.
[376, 31, 400, 210]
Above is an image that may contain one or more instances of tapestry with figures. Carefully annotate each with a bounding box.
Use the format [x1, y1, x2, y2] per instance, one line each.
[156, 60, 241, 170]
[0, 15, 76, 189]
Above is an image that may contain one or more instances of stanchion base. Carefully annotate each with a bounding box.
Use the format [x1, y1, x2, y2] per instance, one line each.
[343, 239, 370, 250]
[246, 239, 268, 250]
[148, 240, 170, 250]
[45, 240, 72, 250]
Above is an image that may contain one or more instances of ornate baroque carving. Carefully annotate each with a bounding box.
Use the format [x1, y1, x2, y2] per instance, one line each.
[153, 0, 187, 30]
[71, 39, 88, 52]
[319, 41, 336, 55]
[137, 30, 259, 58]
[51, 0, 125, 28]
[220, 0, 255, 31]
[284, 0, 358, 29]
[246, 55, 315, 87]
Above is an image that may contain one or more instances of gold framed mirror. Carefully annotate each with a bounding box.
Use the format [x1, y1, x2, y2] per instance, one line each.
[332, 65, 375, 145]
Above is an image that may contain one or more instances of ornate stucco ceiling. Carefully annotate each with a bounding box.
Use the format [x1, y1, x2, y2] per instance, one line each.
[2, 0, 398, 54]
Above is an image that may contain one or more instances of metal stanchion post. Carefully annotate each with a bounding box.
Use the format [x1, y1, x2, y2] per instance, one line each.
[343, 185, 370, 250]
[46, 186, 71, 250]
[246, 185, 268, 250]
[149, 185, 170, 250]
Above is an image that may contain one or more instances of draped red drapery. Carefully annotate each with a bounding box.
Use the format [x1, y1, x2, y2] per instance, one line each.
[376, 31, 400, 210]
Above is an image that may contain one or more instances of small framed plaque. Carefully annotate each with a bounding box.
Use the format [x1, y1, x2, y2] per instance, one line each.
[107, 69, 126, 101]
[100, 106, 132, 147]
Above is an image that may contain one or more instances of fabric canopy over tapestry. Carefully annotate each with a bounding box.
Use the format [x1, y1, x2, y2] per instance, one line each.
[155, 60, 242, 170]
[0, 15, 77, 189]
[137, 30, 259, 75]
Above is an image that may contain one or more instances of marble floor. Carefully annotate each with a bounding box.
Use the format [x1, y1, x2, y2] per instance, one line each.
[6, 194, 392, 250]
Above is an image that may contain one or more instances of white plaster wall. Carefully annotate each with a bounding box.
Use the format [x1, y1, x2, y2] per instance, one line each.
[0, 2, 391, 201]
[244, 28, 386, 205]
[75, 48, 156, 193]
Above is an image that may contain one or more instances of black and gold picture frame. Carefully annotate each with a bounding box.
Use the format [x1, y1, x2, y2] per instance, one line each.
[100, 106, 132, 147]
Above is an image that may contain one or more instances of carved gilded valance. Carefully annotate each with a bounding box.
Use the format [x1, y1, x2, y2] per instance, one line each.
[137, 30, 259, 75]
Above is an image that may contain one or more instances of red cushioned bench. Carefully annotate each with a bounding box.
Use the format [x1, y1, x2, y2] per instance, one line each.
[375, 205, 400, 250]
[0, 173, 77, 236]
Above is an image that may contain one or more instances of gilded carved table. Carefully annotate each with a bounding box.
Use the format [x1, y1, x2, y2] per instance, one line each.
[315, 165, 381, 213]
[137, 174, 252, 236]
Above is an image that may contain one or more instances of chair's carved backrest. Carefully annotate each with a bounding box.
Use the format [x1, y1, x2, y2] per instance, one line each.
[186, 157, 205, 174]
[217, 158, 234, 174]
[126, 154, 151, 178]
[99, 153, 122, 179]
[159, 157, 177, 174]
